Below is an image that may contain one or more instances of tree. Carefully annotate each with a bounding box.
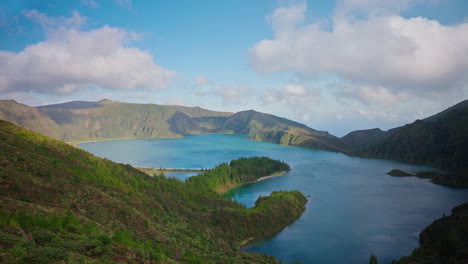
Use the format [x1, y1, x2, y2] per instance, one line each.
[369, 254, 378, 264]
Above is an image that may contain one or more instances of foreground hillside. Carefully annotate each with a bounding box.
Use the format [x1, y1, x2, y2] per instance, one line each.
[394, 202, 468, 264]
[0, 99, 346, 152]
[0, 120, 307, 263]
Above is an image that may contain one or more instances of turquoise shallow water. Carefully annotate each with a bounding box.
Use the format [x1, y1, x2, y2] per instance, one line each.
[80, 134, 468, 264]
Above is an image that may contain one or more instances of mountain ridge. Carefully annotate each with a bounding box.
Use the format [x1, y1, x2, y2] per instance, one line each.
[346, 99, 468, 170]
[0, 99, 346, 152]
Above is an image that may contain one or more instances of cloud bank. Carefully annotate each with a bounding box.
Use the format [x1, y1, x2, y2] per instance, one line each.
[0, 11, 175, 94]
[249, 0, 468, 105]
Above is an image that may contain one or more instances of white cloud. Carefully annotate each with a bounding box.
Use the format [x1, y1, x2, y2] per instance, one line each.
[336, 114, 345, 120]
[195, 82, 254, 105]
[340, 85, 409, 106]
[23, 9, 87, 29]
[357, 108, 399, 120]
[0, 24, 175, 94]
[214, 84, 254, 105]
[262, 84, 320, 120]
[249, 1, 468, 105]
[337, 0, 434, 16]
[82, 0, 99, 8]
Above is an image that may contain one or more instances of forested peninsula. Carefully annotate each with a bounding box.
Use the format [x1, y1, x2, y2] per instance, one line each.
[0, 120, 307, 263]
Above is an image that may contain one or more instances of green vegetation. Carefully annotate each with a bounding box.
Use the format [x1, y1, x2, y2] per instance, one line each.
[369, 254, 378, 264]
[386, 170, 468, 187]
[0, 120, 307, 263]
[348, 101, 468, 171]
[345, 100, 468, 187]
[393, 202, 468, 264]
[0, 99, 346, 152]
[341, 128, 392, 150]
[186, 157, 290, 194]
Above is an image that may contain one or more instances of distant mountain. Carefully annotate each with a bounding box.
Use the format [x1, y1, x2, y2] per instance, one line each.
[36, 100, 104, 109]
[423, 99, 468, 122]
[0, 100, 64, 139]
[221, 110, 347, 152]
[341, 128, 389, 149]
[0, 119, 306, 263]
[0, 99, 345, 152]
[348, 100, 468, 170]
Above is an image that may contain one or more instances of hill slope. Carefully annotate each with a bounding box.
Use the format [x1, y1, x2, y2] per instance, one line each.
[0, 120, 306, 263]
[350, 105, 468, 170]
[344, 100, 468, 170]
[394, 202, 468, 264]
[0, 99, 346, 152]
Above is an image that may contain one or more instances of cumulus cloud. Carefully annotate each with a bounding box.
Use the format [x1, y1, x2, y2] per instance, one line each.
[262, 84, 320, 121]
[340, 84, 409, 106]
[249, 0, 468, 105]
[0, 17, 175, 94]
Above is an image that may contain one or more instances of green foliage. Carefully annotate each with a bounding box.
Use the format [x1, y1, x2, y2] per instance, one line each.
[112, 229, 134, 246]
[1, 99, 346, 152]
[0, 120, 307, 263]
[186, 156, 290, 194]
[369, 254, 378, 264]
[393, 202, 468, 264]
[352, 107, 468, 172]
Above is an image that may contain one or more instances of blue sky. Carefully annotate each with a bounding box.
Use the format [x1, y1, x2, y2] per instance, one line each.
[1, 0, 467, 136]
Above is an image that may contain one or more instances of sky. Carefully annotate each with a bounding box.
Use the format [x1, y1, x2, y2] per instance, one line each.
[0, 0, 467, 136]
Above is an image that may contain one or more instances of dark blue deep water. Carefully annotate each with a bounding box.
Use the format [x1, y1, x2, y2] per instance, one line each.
[80, 134, 468, 264]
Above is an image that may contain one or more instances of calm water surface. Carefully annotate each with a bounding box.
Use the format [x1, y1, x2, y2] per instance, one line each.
[80, 135, 468, 264]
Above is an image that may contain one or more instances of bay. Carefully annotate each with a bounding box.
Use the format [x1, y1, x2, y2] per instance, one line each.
[79, 134, 468, 264]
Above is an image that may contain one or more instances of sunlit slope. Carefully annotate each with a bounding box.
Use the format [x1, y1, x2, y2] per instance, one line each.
[0, 119, 306, 263]
[0, 99, 346, 152]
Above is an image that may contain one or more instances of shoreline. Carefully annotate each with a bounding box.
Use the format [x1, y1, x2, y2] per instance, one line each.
[219, 170, 289, 194]
[136, 167, 206, 175]
[255, 171, 288, 182]
[67, 135, 184, 148]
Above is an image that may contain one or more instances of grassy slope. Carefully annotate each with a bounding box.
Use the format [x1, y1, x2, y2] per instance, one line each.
[0, 120, 306, 263]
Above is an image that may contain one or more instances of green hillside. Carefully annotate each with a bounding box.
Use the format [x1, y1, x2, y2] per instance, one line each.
[0, 100, 346, 152]
[219, 110, 347, 152]
[394, 202, 468, 264]
[0, 120, 307, 263]
[341, 128, 392, 149]
[350, 106, 468, 170]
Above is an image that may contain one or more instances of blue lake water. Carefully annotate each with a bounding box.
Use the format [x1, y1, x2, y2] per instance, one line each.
[79, 134, 468, 264]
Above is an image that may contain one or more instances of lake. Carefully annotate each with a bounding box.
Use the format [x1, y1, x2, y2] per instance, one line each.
[79, 134, 468, 264]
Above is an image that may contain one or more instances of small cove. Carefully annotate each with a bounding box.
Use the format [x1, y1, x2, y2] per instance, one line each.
[79, 134, 468, 264]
